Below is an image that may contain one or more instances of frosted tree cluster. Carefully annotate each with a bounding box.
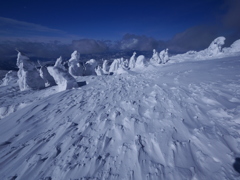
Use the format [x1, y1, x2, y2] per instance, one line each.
[7, 36, 239, 92]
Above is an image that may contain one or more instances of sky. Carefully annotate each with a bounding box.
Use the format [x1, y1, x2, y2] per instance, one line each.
[0, 0, 240, 59]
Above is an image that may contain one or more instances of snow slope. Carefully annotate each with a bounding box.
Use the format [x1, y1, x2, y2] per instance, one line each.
[0, 55, 240, 180]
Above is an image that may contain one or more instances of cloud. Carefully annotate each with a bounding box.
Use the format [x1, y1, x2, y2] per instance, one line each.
[0, 17, 80, 43]
[168, 25, 220, 53]
[72, 39, 108, 54]
[222, 0, 240, 30]
[118, 34, 165, 51]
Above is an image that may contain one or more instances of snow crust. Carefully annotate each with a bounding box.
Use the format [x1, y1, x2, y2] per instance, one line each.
[1, 54, 240, 180]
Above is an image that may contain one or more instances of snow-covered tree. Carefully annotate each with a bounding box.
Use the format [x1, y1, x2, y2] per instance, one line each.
[223, 39, 240, 53]
[16, 52, 45, 91]
[102, 60, 109, 74]
[95, 66, 104, 76]
[135, 55, 147, 69]
[0, 70, 18, 86]
[128, 52, 136, 69]
[109, 59, 120, 74]
[159, 48, 169, 64]
[68, 50, 84, 77]
[123, 59, 129, 68]
[38, 61, 56, 87]
[150, 49, 161, 64]
[47, 56, 78, 91]
[207, 37, 225, 56]
[84, 59, 98, 76]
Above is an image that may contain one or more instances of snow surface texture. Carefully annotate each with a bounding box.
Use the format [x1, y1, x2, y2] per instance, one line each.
[1, 53, 240, 179]
[17, 52, 45, 91]
[48, 56, 78, 91]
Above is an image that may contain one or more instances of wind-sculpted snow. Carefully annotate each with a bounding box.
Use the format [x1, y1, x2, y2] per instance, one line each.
[0, 56, 240, 180]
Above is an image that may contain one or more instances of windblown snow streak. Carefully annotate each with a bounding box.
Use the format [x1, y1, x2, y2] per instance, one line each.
[0, 56, 240, 180]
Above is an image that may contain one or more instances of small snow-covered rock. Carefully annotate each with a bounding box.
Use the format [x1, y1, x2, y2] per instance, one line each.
[48, 56, 78, 91]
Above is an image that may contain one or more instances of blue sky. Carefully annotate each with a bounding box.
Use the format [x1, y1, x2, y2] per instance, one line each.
[0, 0, 239, 60]
[0, 0, 233, 41]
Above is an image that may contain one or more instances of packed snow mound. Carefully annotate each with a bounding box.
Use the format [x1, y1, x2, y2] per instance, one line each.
[135, 55, 147, 69]
[0, 55, 240, 180]
[48, 56, 78, 91]
[0, 70, 18, 86]
[16, 52, 45, 91]
[84, 59, 98, 76]
[68, 51, 84, 77]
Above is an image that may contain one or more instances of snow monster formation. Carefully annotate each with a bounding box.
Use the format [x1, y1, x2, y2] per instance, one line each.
[48, 56, 78, 91]
[128, 52, 136, 69]
[68, 51, 84, 77]
[16, 52, 45, 91]
[95, 66, 104, 76]
[135, 55, 147, 69]
[84, 59, 98, 76]
[38, 61, 56, 87]
[102, 60, 109, 74]
[150, 49, 161, 64]
[223, 39, 240, 53]
[0, 70, 18, 86]
[207, 36, 226, 56]
[159, 48, 169, 64]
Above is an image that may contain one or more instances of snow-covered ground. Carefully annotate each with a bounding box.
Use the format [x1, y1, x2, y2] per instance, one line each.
[0, 54, 240, 179]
